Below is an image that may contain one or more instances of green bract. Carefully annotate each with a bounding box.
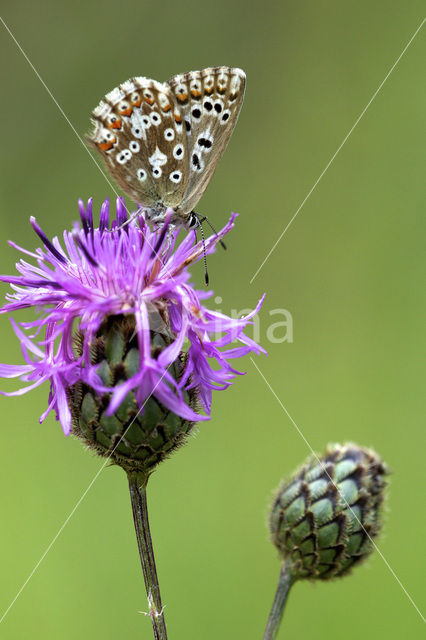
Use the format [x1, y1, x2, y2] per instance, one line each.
[68, 315, 198, 475]
[269, 443, 388, 580]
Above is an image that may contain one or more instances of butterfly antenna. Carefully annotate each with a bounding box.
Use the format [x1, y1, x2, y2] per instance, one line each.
[198, 215, 227, 251]
[199, 222, 209, 286]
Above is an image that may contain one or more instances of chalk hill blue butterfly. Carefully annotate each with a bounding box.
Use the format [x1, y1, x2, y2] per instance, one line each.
[88, 66, 246, 230]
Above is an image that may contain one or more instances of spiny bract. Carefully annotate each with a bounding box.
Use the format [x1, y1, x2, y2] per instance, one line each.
[270, 443, 388, 580]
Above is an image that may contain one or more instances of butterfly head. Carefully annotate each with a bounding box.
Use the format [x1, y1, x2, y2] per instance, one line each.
[142, 205, 200, 231]
[186, 211, 200, 230]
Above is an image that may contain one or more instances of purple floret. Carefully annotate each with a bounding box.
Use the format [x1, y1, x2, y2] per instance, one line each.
[0, 198, 265, 435]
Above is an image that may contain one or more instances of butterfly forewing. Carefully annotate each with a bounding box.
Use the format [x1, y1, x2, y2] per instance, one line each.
[89, 78, 189, 209]
[166, 66, 246, 215]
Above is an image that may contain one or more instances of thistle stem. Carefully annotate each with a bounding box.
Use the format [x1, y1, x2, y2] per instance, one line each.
[127, 472, 168, 640]
[263, 562, 294, 640]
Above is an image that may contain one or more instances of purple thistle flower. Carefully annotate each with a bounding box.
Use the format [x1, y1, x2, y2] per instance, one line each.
[0, 198, 265, 440]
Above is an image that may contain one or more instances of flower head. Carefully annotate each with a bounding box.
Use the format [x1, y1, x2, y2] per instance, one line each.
[0, 199, 265, 454]
[269, 443, 388, 581]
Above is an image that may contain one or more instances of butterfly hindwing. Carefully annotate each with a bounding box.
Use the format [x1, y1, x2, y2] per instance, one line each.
[88, 78, 189, 210]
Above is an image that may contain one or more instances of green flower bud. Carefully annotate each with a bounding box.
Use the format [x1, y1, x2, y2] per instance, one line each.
[269, 443, 388, 580]
[68, 315, 198, 475]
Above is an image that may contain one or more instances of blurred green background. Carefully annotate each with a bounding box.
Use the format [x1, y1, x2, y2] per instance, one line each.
[0, 1, 424, 638]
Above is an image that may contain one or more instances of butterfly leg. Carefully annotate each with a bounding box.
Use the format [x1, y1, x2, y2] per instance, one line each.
[194, 213, 227, 251]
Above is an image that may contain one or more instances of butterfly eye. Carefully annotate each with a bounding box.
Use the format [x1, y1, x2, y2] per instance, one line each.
[137, 169, 147, 182]
[141, 116, 151, 128]
[131, 92, 140, 103]
[152, 167, 162, 178]
[203, 100, 213, 112]
[169, 171, 182, 184]
[214, 101, 223, 114]
[187, 212, 200, 229]
[191, 107, 202, 121]
[119, 101, 130, 112]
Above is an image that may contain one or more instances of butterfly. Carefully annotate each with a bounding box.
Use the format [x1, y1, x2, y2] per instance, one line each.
[88, 66, 246, 230]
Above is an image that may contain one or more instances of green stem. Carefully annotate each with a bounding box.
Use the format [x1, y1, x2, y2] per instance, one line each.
[263, 562, 295, 640]
[127, 472, 168, 640]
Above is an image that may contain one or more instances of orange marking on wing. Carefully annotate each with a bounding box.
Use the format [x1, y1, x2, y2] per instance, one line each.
[177, 93, 188, 102]
[144, 96, 154, 105]
[174, 114, 182, 123]
[109, 119, 122, 129]
[205, 86, 214, 94]
[191, 89, 201, 97]
[132, 98, 142, 106]
[99, 141, 114, 151]
[121, 107, 133, 116]
[162, 104, 171, 112]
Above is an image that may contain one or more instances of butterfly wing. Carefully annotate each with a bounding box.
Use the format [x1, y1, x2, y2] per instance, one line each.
[88, 78, 189, 209]
[166, 66, 246, 215]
